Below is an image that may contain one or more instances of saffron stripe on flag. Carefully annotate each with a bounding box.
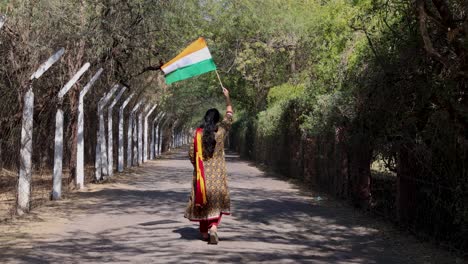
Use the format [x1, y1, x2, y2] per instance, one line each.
[165, 59, 216, 84]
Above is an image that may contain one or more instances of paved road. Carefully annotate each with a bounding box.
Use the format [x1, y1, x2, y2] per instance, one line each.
[0, 149, 457, 263]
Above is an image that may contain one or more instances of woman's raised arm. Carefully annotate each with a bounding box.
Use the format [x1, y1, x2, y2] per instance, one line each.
[223, 88, 233, 114]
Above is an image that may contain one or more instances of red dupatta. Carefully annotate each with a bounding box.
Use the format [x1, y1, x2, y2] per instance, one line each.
[194, 128, 207, 207]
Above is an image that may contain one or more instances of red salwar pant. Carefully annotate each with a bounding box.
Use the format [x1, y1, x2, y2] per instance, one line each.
[199, 215, 222, 233]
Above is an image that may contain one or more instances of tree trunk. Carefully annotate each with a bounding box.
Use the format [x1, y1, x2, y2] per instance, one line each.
[349, 137, 372, 208]
[334, 126, 349, 198]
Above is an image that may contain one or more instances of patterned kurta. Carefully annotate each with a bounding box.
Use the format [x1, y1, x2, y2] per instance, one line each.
[185, 113, 233, 221]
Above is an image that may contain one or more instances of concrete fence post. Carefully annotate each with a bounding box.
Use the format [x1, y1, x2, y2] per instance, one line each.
[138, 105, 149, 164]
[143, 105, 157, 162]
[171, 120, 179, 150]
[52, 62, 90, 200]
[0, 15, 5, 30]
[150, 112, 163, 159]
[95, 84, 119, 180]
[129, 100, 143, 167]
[155, 113, 166, 157]
[159, 117, 170, 155]
[118, 93, 134, 172]
[76, 68, 103, 189]
[17, 48, 64, 214]
[107, 86, 126, 177]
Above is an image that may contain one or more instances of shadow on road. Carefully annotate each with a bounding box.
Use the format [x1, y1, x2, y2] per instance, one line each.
[0, 149, 454, 264]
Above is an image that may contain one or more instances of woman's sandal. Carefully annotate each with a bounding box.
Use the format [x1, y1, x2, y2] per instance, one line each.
[208, 230, 219, 245]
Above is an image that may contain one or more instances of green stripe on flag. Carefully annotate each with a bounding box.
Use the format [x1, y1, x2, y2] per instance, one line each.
[165, 59, 217, 84]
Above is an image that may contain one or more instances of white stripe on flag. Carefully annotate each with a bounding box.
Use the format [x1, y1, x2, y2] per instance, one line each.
[162, 47, 213, 75]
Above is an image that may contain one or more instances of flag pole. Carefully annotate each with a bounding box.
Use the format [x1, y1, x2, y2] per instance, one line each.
[215, 70, 224, 90]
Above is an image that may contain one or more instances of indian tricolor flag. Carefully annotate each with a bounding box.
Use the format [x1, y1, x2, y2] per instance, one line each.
[161, 37, 217, 84]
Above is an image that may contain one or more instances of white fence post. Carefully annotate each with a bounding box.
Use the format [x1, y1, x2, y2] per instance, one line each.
[182, 130, 185, 146]
[95, 132, 100, 180]
[177, 130, 180, 147]
[95, 84, 119, 181]
[179, 131, 182, 146]
[17, 48, 64, 214]
[129, 100, 143, 167]
[107, 86, 126, 177]
[158, 117, 170, 156]
[127, 109, 133, 168]
[150, 114, 157, 160]
[133, 114, 138, 165]
[154, 113, 165, 158]
[180, 131, 183, 146]
[118, 93, 134, 172]
[156, 113, 165, 156]
[76, 68, 103, 189]
[171, 119, 178, 150]
[154, 112, 166, 158]
[0, 15, 5, 30]
[178, 130, 182, 147]
[143, 104, 157, 162]
[17, 88, 34, 214]
[52, 62, 90, 200]
[150, 112, 163, 159]
[127, 116, 132, 167]
[138, 105, 148, 164]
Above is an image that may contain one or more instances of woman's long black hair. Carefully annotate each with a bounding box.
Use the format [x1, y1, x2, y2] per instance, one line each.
[200, 108, 220, 160]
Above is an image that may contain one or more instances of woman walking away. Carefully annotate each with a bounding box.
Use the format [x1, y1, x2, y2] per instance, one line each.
[185, 87, 233, 245]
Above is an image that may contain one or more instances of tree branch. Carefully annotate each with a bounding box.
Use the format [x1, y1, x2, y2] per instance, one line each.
[131, 59, 164, 79]
[431, 0, 455, 28]
[416, 0, 449, 67]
